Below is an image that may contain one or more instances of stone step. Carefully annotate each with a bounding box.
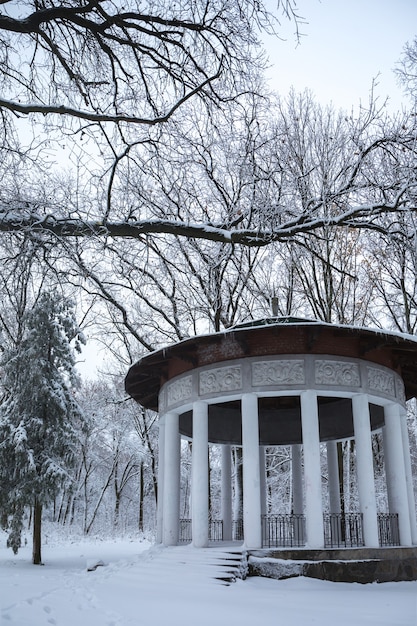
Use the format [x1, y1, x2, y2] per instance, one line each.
[155, 546, 247, 586]
[248, 547, 417, 583]
[212, 550, 248, 585]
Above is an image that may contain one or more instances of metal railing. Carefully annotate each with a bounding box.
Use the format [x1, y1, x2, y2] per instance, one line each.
[179, 518, 192, 543]
[233, 518, 244, 541]
[378, 513, 400, 546]
[323, 513, 364, 548]
[209, 519, 223, 542]
[262, 514, 306, 548]
[179, 519, 224, 543]
[179, 512, 401, 547]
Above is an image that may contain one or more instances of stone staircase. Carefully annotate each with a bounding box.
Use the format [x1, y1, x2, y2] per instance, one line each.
[157, 545, 248, 586]
[211, 549, 248, 584]
[156, 545, 417, 584]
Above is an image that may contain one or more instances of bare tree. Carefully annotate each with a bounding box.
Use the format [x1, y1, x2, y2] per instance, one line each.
[396, 36, 417, 104]
[24, 89, 413, 370]
[0, 0, 414, 254]
[0, 1, 298, 126]
[364, 214, 417, 335]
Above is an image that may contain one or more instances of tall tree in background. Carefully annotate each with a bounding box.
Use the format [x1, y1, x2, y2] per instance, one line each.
[0, 290, 84, 563]
[396, 36, 417, 105]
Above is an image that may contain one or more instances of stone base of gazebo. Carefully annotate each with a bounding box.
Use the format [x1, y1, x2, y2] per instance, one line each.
[248, 546, 417, 583]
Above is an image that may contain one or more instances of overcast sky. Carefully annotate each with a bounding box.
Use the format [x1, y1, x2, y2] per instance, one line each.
[264, 0, 417, 111]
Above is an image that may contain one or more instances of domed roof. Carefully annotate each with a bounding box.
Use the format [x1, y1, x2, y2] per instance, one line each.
[125, 319, 417, 412]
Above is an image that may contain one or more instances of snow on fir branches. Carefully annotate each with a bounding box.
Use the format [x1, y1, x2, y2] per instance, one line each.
[0, 290, 85, 564]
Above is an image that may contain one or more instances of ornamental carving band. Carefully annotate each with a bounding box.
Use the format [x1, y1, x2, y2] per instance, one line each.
[315, 360, 360, 386]
[199, 366, 242, 395]
[167, 375, 193, 407]
[252, 360, 305, 386]
[367, 367, 395, 397]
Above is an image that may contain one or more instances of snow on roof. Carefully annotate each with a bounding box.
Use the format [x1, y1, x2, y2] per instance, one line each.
[133, 317, 417, 366]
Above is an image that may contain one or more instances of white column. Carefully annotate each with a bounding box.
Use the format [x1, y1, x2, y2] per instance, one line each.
[191, 401, 209, 548]
[162, 411, 180, 546]
[352, 394, 379, 548]
[300, 390, 324, 548]
[326, 440, 341, 515]
[259, 446, 267, 517]
[241, 393, 262, 549]
[384, 403, 412, 545]
[221, 445, 233, 541]
[400, 411, 417, 544]
[291, 444, 303, 515]
[156, 416, 166, 544]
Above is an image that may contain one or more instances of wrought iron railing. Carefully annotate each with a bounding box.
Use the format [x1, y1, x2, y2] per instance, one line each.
[323, 513, 364, 548]
[179, 512, 400, 547]
[209, 519, 223, 542]
[179, 518, 192, 543]
[262, 514, 306, 548]
[233, 518, 244, 541]
[378, 513, 400, 546]
[179, 519, 224, 543]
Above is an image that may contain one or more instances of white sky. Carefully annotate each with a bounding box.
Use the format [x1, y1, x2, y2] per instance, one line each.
[264, 0, 417, 111]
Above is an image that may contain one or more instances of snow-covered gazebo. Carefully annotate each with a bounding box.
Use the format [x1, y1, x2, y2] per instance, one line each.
[125, 318, 417, 551]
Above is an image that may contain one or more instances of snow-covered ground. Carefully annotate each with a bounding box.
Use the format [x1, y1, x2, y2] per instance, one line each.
[1, 536, 416, 626]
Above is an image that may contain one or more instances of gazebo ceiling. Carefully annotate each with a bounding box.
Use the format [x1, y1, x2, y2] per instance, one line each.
[125, 319, 417, 412]
[178, 397, 385, 446]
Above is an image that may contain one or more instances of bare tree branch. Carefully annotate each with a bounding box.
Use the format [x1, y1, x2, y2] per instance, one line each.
[0, 67, 222, 124]
[0, 0, 295, 128]
[0, 189, 415, 247]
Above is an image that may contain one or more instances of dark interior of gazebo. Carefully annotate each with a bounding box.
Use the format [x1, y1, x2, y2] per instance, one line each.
[178, 396, 385, 445]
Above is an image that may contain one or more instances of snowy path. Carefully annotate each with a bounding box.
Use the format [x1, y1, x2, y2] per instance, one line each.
[1, 538, 416, 626]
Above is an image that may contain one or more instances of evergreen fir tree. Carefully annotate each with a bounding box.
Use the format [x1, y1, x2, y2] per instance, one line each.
[0, 290, 85, 564]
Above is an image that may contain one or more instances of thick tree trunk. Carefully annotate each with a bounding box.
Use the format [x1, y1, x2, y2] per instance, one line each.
[32, 499, 42, 565]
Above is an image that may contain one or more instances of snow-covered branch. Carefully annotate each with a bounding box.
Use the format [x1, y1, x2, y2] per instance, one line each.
[0, 194, 415, 247]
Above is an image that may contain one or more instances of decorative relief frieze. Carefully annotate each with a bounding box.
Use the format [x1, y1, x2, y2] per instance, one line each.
[199, 366, 242, 395]
[167, 375, 193, 407]
[367, 367, 395, 397]
[315, 360, 360, 386]
[252, 360, 305, 386]
[396, 377, 406, 404]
